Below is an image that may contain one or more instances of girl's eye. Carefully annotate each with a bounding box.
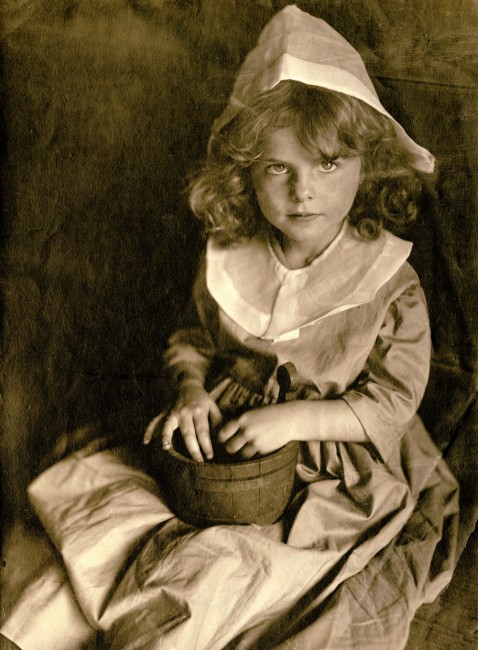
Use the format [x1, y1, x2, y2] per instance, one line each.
[267, 163, 288, 175]
[319, 159, 338, 173]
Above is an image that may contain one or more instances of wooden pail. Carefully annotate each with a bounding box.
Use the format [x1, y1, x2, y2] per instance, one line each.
[159, 432, 300, 526]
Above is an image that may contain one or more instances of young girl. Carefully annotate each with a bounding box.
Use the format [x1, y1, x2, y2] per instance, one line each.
[4, 6, 458, 650]
[145, 7, 434, 472]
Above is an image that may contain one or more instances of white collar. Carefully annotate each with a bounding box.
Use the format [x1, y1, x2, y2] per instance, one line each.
[206, 222, 412, 340]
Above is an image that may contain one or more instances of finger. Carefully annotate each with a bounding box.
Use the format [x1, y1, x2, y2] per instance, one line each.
[143, 413, 165, 445]
[192, 411, 214, 460]
[182, 428, 204, 463]
[160, 412, 179, 450]
[217, 419, 241, 444]
[224, 431, 249, 455]
[209, 401, 223, 429]
[239, 442, 258, 459]
[176, 412, 204, 462]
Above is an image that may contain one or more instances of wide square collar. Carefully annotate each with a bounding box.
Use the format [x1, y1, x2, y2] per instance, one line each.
[206, 222, 412, 341]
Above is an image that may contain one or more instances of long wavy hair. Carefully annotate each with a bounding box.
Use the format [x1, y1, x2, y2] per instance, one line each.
[189, 81, 424, 244]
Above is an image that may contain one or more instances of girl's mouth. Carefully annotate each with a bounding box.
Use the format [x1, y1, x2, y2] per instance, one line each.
[287, 213, 318, 220]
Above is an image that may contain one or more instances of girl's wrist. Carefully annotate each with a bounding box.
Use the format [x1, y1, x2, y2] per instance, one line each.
[175, 371, 205, 390]
[176, 379, 205, 399]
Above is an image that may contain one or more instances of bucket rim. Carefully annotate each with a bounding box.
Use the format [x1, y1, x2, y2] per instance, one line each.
[166, 436, 299, 470]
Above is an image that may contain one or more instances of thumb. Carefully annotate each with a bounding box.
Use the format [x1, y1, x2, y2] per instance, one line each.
[143, 412, 165, 445]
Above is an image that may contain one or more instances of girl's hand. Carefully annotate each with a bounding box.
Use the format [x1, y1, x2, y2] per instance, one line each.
[144, 381, 222, 462]
[217, 402, 301, 458]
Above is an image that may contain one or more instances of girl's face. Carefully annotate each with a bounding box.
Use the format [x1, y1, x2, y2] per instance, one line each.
[250, 126, 362, 263]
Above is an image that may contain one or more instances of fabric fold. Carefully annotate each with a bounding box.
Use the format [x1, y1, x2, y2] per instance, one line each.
[5, 422, 456, 650]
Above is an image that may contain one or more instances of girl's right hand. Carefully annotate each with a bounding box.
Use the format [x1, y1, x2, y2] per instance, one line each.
[144, 380, 222, 462]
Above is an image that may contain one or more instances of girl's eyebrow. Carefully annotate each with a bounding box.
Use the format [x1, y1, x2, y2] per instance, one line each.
[258, 157, 291, 167]
[261, 154, 341, 164]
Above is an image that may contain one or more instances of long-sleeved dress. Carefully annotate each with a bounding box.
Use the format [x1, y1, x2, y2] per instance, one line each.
[2, 222, 459, 650]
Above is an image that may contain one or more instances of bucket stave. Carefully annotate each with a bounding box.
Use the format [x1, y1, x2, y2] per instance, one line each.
[158, 433, 300, 526]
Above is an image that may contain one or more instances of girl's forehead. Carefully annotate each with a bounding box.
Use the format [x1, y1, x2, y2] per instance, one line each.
[262, 127, 309, 150]
[261, 126, 340, 158]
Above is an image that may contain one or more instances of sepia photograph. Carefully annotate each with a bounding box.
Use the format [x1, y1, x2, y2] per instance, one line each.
[1, 1, 477, 648]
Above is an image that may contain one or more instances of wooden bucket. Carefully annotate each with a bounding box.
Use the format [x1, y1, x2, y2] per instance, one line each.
[158, 432, 300, 526]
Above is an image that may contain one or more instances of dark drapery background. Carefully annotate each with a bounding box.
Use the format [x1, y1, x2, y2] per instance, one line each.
[1, 1, 477, 648]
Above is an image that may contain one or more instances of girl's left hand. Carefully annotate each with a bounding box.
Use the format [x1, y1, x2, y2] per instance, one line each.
[217, 402, 300, 458]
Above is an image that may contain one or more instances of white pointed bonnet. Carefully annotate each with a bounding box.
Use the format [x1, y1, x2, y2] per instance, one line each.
[210, 4, 434, 173]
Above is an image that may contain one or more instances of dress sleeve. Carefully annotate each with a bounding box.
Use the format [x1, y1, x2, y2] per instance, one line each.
[341, 282, 431, 461]
[163, 258, 218, 386]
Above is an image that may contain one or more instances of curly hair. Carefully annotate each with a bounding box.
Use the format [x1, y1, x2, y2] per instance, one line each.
[189, 81, 425, 244]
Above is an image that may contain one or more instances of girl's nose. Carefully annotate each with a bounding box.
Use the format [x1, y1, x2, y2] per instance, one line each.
[290, 172, 314, 202]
